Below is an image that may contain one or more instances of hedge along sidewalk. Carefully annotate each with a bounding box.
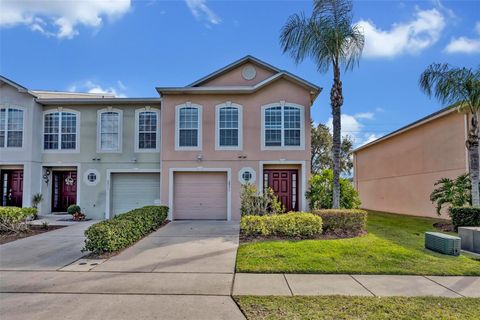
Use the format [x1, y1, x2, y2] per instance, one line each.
[84, 205, 169, 255]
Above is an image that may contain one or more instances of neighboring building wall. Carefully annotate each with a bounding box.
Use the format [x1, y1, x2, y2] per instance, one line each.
[354, 111, 467, 218]
[160, 77, 312, 221]
[0, 84, 43, 208]
[40, 104, 161, 219]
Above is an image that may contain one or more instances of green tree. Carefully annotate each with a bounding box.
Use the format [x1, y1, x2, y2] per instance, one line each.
[280, 0, 364, 208]
[430, 174, 471, 216]
[311, 122, 354, 175]
[420, 64, 480, 206]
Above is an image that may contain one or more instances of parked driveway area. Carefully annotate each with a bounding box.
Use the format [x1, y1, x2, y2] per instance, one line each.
[0, 220, 245, 320]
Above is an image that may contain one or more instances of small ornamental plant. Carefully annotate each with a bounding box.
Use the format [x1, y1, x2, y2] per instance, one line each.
[67, 204, 86, 221]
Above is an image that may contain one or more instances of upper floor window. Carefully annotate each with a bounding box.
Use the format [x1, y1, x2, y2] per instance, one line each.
[216, 102, 242, 150]
[175, 103, 202, 150]
[0, 107, 24, 148]
[135, 108, 160, 152]
[43, 110, 79, 151]
[262, 102, 304, 149]
[97, 109, 122, 152]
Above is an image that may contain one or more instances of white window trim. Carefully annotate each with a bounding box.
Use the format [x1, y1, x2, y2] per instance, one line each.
[261, 101, 305, 151]
[83, 169, 100, 186]
[42, 108, 80, 153]
[96, 108, 123, 153]
[0, 104, 25, 150]
[134, 107, 160, 153]
[175, 102, 202, 151]
[215, 101, 243, 151]
[238, 167, 256, 184]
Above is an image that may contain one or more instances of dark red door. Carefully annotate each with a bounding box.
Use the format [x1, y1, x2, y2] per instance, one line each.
[1, 170, 23, 207]
[264, 169, 298, 212]
[52, 171, 77, 212]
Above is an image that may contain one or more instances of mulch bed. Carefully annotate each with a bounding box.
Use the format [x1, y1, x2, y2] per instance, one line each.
[433, 221, 455, 232]
[0, 225, 66, 245]
[240, 230, 367, 243]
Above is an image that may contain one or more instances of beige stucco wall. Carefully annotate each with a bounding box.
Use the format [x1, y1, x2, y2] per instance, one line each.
[161, 77, 313, 220]
[354, 111, 468, 218]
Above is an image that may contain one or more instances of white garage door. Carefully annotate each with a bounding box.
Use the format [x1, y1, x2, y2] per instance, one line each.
[111, 173, 160, 217]
[174, 172, 227, 220]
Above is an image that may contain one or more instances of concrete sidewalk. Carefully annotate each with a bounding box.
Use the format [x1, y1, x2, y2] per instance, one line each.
[233, 273, 480, 297]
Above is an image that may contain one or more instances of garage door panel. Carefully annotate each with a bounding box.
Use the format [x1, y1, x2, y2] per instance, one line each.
[111, 173, 160, 217]
[174, 172, 227, 220]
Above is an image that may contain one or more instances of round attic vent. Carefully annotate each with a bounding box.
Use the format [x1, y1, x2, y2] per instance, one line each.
[242, 65, 257, 80]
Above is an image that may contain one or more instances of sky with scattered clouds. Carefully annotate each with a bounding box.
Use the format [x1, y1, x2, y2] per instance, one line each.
[1, 0, 479, 147]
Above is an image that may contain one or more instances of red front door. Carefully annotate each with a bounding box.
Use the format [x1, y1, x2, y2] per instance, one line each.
[1, 170, 23, 207]
[264, 169, 298, 212]
[52, 171, 77, 212]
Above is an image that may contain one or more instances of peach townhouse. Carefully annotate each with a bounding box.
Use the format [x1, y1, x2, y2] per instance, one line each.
[0, 56, 321, 220]
[353, 106, 477, 218]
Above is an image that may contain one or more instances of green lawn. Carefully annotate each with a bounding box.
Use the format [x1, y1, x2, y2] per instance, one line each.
[234, 296, 480, 320]
[236, 211, 480, 275]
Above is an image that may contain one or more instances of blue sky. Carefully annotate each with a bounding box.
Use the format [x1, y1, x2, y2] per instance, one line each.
[1, 0, 479, 146]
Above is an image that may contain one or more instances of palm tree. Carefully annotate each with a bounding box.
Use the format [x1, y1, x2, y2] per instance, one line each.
[420, 64, 480, 206]
[280, 0, 364, 208]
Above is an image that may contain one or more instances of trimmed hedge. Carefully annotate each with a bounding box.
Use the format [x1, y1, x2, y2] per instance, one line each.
[0, 207, 37, 233]
[313, 209, 367, 234]
[84, 205, 168, 254]
[241, 212, 323, 238]
[449, 206, 480, 231]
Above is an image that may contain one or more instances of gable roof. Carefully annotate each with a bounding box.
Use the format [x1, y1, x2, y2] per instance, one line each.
[0, 75, 37, 97]
[158, 55, 321, 100]
[188, 55, 281, 87]
[352, 105, 457, 153]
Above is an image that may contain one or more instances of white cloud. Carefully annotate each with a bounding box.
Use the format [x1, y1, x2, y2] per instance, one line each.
[0, 0, 131, 39]
[325, 111, 381, 147]
[68, 80, 127, 98]
[358, 8, 445, 58]
[444, 22, 480, 54]
[354, 112, 374, 120]
[185, 0, 221, 26]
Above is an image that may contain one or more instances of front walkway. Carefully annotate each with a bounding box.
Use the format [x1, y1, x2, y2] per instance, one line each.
[1, 220, 479, 320]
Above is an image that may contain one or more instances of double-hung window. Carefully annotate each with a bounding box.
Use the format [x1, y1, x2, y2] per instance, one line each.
[98, 109, 122, 152]
[176, 103, 202, 150]
[0, 107, 24, 148]
[216, 102, 242, 150]
[262, 103, 304, 149]
[43, 110, 78, 151]
[135, 108, 159, 152]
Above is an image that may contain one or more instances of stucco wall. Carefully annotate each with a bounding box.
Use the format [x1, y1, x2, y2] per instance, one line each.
[161, 78, 313, 220]
[39, 104, 161, 219]
[354, 111, 467, 218]
[198, 62, 276, 87]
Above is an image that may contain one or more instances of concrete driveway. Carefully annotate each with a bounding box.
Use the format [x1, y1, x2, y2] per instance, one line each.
[93, 220, 240, 273]
[0, 220, 244, 320]
[0, 221, 95, 271]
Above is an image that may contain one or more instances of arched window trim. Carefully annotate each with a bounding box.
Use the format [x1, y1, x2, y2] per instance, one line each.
[215, 101, 243, 151]
[261, 101, 305, 150]
[42, 108, 80, 153]
[0, 104, 25, 149]
[97, 108, 123, 153]
[134, 107, 160, 153]
[175, 102, 202, 151]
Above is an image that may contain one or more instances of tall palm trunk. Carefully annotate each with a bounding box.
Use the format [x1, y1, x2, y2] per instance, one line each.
[467, 113, 480, 206]
[331, 65, 343, 208]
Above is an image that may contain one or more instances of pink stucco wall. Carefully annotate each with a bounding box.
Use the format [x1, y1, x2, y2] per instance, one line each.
[198, 62, 276, 87]
[160, 73, 314, 220]
[354, 111, 468, 218]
